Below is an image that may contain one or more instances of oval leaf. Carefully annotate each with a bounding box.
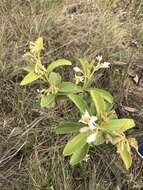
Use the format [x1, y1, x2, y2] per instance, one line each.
[77, 58, 89, 76]
[49, 72, 61, 87]
[20, 71, 39, 86]
[68, 94, 89, 114]
[93, 131, 105, 145]
[41, 94, 55, 108]
[47, 59, 72, 74]
[70, 143, 89, 166]
[117, 141, 132, 170]
[93, 88, 113, 103]
[63, 133, 88, 156]
[101, 119, 135, 133]
[24, 64, 35, 72]
[90, 89, 105, 118]
[59, 82, 83, 93]
[54, 122, 84, 134]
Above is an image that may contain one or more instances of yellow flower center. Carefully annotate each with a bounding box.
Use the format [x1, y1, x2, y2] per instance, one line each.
[83, 117, 91, 124]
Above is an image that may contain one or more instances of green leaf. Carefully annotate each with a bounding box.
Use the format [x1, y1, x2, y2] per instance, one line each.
[68, 94, 89, 114]
[59, 82, 83, 93]
[117, 141, 132, 170]
[106, 110, 118, 119]
[90, 102, 96, 115]
[41, 94, 55, 108]
[20, 71, 39, 86]
[54, 122, 84, 134]
[63, 133, 88, 156]
[24, 64, 35, 72]
[49, 72, 61, 87]
[47, 59, 72, 74]
[70, 143, 89, 166]
[104, 102, 114, 113]
[77, 58, 91, 77]
[93, 131, 105, 145]
[101, 119, 135, 133]
[90, 89, 105, 118]
[93, 88, 113, 103]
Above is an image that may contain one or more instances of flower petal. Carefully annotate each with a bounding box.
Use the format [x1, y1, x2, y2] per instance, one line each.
[73, 67, 83, 73]
[88, 122, 95, 130]
[87, 134, 96, 143]
[91, 116, 97, 123]
[101, 62, 110, 68]
[84, 110, 90, 118]
[96, 55, 102, 62]
[79, 118, 86, 124]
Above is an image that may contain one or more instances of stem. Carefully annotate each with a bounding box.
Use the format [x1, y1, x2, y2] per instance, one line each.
[84, 67, 98, 88]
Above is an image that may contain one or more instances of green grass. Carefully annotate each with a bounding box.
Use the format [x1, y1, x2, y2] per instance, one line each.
[0, 0, 143, 189]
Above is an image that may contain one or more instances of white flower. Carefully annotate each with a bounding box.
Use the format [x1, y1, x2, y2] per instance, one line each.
[87, 134, 96, 143]
[73, 67, 83, 73]
[101, 62, 110, 68]
[79, 110, 97, 130]
[96, 55, 102, 62]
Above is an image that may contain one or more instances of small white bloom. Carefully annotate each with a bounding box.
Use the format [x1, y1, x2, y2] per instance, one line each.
[96, 55, 102, 62]
[101, 62, 110, 68]
[79, 110, 97, 131]
[73, 67, 83, 73]
[87, 134, 96, 143]
[88, 119, 96, 130]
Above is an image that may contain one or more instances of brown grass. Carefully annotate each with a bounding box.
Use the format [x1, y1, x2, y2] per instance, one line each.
[0, 0, 143, 189]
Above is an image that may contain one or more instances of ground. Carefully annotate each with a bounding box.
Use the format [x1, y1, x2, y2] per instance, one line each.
[0, 0, 143, 189]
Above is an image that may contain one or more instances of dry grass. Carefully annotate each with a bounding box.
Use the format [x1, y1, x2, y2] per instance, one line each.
[0, 0, 143, 189]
